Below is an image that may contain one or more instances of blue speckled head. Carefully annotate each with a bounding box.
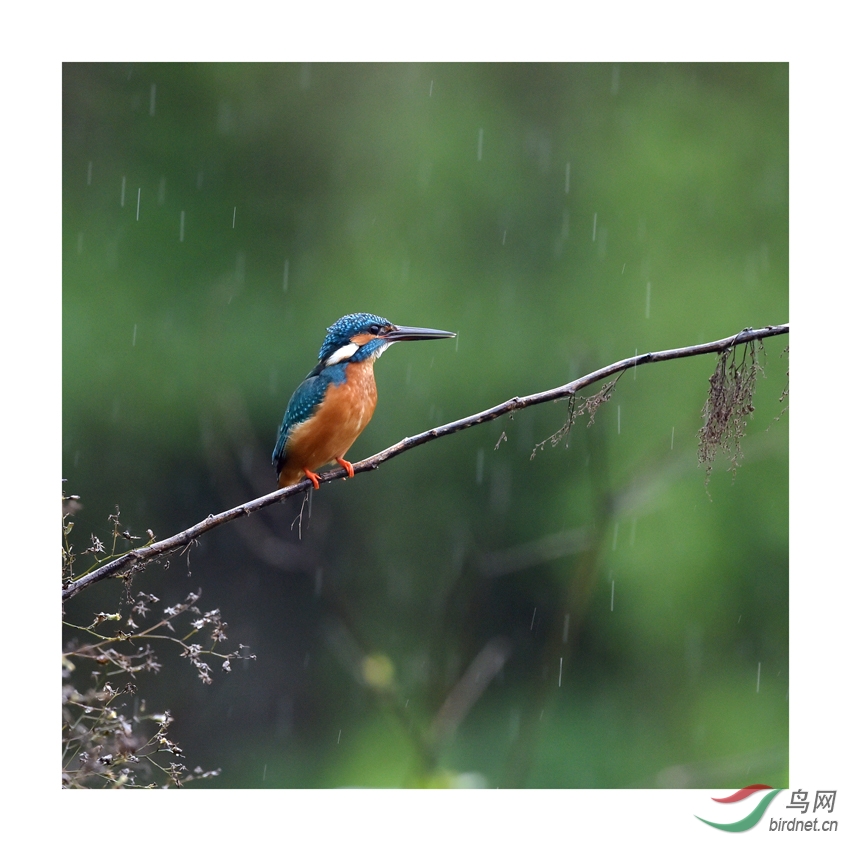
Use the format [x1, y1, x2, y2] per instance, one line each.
[317, 313, 391, 362]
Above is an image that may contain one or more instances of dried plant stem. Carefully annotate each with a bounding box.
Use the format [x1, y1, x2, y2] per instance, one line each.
[62, 323, 788, 602]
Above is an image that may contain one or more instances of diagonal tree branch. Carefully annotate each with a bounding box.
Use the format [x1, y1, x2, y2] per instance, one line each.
[62, 323, 788, 602]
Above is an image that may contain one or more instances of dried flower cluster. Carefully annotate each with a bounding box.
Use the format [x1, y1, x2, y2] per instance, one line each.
[62, 501, 150, 588]
[62, 498, 255, 787]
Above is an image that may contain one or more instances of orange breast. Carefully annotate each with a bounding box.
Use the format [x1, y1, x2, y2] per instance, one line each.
[277, 359, 378, 487]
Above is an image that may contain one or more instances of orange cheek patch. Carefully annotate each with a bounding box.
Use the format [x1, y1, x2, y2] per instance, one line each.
[350, 332, 378, 346]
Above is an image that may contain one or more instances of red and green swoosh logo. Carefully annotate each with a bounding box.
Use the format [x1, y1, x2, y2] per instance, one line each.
[695, 785, 783, 832]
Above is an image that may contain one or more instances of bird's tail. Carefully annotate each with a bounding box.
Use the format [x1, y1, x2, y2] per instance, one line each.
[277, 468, 303, 489]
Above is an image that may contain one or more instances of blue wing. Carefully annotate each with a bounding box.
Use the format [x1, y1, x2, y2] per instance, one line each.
[272, 364, 347, 474]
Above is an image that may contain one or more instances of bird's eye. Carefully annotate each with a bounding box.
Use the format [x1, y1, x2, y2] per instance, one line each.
[369, 323, 382, 335]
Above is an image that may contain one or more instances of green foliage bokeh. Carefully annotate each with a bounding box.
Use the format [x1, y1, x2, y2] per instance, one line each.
[63, 63, 788, 788]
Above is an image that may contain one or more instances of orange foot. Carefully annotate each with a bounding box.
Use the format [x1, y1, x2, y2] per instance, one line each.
[336, 457, 355, 479]
[303, 468, 321, 489]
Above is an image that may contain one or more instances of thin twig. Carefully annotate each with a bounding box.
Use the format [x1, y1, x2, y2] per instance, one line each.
[62, 323, 788, 601]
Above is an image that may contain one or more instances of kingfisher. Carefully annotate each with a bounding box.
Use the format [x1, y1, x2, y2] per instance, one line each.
[273, 312, 456, 490]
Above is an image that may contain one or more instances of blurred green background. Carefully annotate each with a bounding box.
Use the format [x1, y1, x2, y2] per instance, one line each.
[62, 63, 788, 788]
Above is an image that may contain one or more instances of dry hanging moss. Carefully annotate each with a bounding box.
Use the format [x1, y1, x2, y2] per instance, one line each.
[698, 339, 764, 482]
[530, 377, 620, 459]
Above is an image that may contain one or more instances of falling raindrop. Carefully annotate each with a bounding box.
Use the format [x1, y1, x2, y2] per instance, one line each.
[232, 206, 237, 228]
[429, 80, 434, 97]
[530, 607, 537, 631]
[592, 212, 597, 241]
[610, 580, 615, 611]
[300, 63, 311, 90]
[671, 426, 675, 450]
[558, 657, 563, 687]
[136, 188, 141, 221]
[756, 662, 761, 693]
[489, 462, 511, 512]
[120, 176, 126, 207]
[179, 210, 185, 242]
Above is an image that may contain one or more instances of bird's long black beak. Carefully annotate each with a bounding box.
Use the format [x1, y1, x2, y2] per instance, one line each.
[382, 324, 456, 342]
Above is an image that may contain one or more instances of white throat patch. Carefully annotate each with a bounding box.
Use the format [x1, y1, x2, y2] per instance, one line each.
[324, 342, 360, 367]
